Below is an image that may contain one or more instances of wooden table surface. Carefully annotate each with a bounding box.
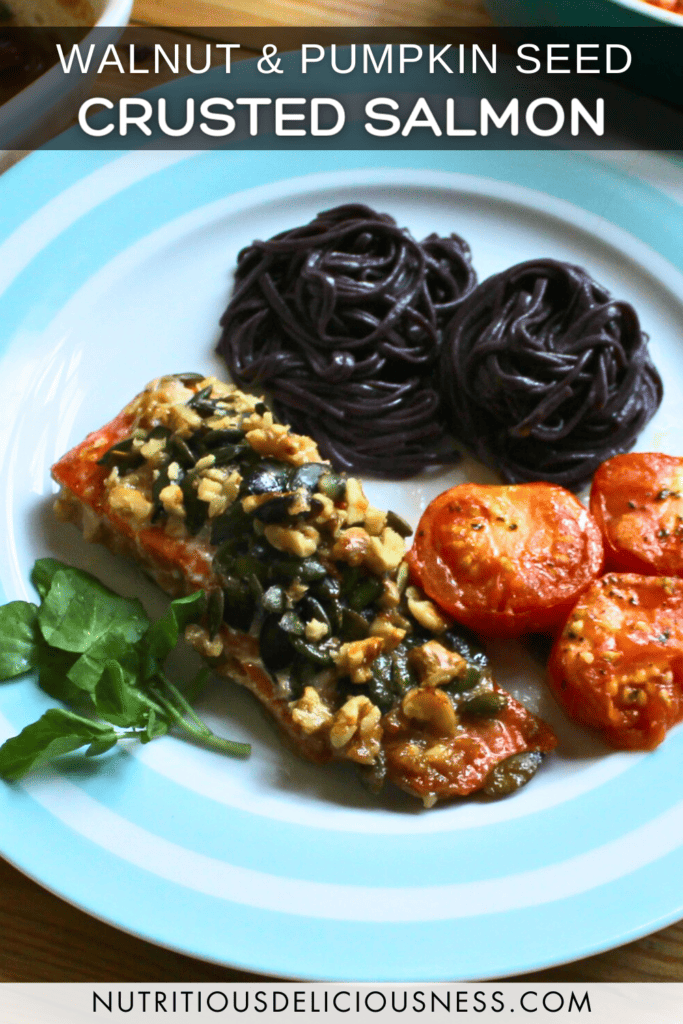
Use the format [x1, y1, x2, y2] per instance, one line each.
[3, 0, 683, 988]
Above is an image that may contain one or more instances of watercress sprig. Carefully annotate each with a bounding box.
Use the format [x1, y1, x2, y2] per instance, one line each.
[0, 558, 250, 780]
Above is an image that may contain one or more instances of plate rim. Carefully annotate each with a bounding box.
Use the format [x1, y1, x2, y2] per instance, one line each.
[1, 146, 683, 981]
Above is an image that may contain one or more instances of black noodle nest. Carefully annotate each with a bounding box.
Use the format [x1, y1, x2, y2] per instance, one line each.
[440, 258, 663, 489]
[217, 203, 477, 478]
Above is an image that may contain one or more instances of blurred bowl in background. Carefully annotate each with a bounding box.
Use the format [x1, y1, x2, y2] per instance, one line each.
[0, 0, 133, 152]
[486, 0, 682, 26]
[485, 0, 683, 116]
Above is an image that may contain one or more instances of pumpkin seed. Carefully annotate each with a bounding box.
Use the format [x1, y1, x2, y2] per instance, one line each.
[339, 565, 364, 597]
[340, 608, 370, 641]
[386, 510, 413, 538]
[484, 751, 543, 798]
[221, 576, 256, 632]
[211, 442, 248, 467]
[259, 616, 295, 672]
[246, 573, 264, 602]
[232, 554, 269, 585]
[168, 436, 196, 469]
[312, 576, 341, 603]
[290, 636, 335, 666]
[187, 385, 214, 408]
[207, 589, 224, 639]
[317, 472, 346, 501]
[251, 495, 294, 524]
[213, 537, 244, 576]
[180, 474, 206, 535]
[444, 666, 481, 695]
[391, 649, 416, 695]
[151, 464, 174, 522]
[348, 576, 385, 611]
[301, 596, 331, 634]
[210, 501, 251, 546]
[461, 691, 508, 719]
[262, 586, 287, 615]
[242, 461, 290, 497]
[288, 659, 314, 702]
[368, 654, 393, 712]
[324, 597, 344, 635]
[395, 561, 410, 594]
[279, 611, 305, 636]
[201, 428, 244, 448]
[291, 463, 327, 492]
[96, 436, 144, 472]
[298, 559, 328, 583]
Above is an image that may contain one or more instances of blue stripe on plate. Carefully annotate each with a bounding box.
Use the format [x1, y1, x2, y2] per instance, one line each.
[3, 673, 683, 890]
[2, 773, 683, 981]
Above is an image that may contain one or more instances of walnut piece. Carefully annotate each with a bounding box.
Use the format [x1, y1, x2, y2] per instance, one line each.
[168, 402, 202, 438]
[185, 623, 224, 659]
[291, 687, 333, 735]
[369, 614, 406, 651]
[245, 422, 321, 465]
[364, 505, 388, 536]
[264, 523, 320, 558]
[331, 527, 370, 567]
[345, 478, 369, 525]
[305, 619, 329, 641]
[402, 687, 458, 736]
[159, 483, 185, 518]
[334, 637, 384, 684]
[406, 586, 451, 633]
[408, 640, 467, 688]
[329, 695, 382, 764]
[108, 484, 153, 524]
[364, 528, 405, 574]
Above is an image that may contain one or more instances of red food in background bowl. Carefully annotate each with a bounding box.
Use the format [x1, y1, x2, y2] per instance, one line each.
[486, 0, 683, 25]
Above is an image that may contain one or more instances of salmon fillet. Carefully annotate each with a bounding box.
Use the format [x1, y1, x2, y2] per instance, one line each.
[51, 373, 556, 806]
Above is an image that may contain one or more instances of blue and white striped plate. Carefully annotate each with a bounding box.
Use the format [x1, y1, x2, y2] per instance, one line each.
[2, 146, 683, 981]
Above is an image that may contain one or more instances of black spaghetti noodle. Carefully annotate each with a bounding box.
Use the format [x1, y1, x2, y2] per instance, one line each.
[441, 259, 663, 489]
[217, 204, 477, 477]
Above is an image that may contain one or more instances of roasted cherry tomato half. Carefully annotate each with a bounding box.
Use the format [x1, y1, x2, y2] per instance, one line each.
[548, 573, 683, 750]
[590, 452, 683, 576]
[407, 483, 603, 638]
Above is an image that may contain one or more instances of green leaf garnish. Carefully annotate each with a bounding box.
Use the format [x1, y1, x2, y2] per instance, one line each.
[93, 660, 153, 729]
[0, 559, 250, 778]
[31, 557, 71, 600]
[38, 568, 148, 652]
[0, 708, 114, 781]
[0, 601, 40, 679]
[143, 589, 207, 662]
[66, 631, 135, 694]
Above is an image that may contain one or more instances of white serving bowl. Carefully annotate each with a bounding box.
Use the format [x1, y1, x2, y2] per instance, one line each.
[0, 0, 133, 150]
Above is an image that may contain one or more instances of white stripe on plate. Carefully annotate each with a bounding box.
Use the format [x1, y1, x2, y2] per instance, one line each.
[15, 771, 683, 922]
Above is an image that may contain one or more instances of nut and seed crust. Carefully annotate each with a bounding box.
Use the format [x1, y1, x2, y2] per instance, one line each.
[52, 374, 557, 805]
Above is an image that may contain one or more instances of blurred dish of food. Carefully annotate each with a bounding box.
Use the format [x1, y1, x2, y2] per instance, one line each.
[0, 0, 132, 151]
[486, 0, 683, 25]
